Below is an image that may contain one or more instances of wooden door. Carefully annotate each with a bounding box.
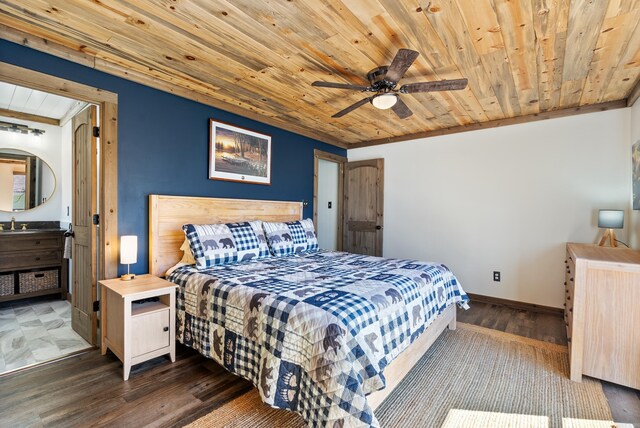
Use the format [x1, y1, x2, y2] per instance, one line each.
[343, 159, 384, 256]
[72, 106, 98, 345]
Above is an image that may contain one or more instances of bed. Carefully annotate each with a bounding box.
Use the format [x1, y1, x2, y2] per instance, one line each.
[149, 194, 469, 427]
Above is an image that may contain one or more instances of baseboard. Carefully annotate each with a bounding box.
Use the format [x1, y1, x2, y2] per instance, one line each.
[466, 293, 563, 316]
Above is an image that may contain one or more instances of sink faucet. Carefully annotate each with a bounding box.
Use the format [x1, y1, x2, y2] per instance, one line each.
[11, 217, 15, 231]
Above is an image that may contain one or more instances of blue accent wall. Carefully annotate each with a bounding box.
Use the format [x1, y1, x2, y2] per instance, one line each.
[0, 40, 346, 275]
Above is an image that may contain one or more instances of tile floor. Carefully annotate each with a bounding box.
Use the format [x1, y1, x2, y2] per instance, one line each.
[0, 297, 91, 374]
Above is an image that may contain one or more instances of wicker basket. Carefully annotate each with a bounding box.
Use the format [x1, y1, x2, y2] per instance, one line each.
[19, 270, 58, 293]
[0, 273, 14, 296]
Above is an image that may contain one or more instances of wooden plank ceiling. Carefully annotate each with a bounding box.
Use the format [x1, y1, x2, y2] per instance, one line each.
[1, 0, 639, 148]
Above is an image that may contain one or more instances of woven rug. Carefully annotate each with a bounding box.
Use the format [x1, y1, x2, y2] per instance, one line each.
[187, 323, 620, 428]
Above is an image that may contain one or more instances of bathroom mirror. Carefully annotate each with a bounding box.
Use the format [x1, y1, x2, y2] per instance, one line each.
[0, 149, 56, 212]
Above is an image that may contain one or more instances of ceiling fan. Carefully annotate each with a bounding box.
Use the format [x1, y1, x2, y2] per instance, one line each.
[312, 48, 468, 119]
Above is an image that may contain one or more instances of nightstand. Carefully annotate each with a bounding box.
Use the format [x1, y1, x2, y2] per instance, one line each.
[99, 274, 177, 380]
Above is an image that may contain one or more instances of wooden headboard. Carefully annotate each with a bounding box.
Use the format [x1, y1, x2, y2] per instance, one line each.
[149, 194, 303, 277]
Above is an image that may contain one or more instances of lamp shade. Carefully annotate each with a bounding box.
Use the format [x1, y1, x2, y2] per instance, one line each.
[120, 235, 138, 264]
[598, 210, 624, 229]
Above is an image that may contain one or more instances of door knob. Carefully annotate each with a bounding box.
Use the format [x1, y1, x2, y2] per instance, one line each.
[375, 225, 382, 230]
[163, 326, 169, 332]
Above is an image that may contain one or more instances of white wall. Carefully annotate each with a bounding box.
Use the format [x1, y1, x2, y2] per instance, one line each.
[60, 120, 72, 227]
[317, 159, 340, 250]
[349, 109, 631, 308]
[0, 116, 66, 223]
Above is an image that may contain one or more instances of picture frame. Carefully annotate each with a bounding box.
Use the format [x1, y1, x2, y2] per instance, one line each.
[209, 119, 272, 185]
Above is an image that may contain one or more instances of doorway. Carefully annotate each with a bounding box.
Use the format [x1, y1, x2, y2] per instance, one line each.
[0, 87, 96, 372]
[313, 150, 346, 251]
[0, 62, 118, 373]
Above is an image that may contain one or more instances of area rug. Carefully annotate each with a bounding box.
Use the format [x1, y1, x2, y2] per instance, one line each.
[186, 323, 620, 428]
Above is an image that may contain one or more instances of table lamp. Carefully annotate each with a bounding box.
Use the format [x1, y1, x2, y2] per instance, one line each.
[120, 235, 137, 280]
[597, 210, 623, 247]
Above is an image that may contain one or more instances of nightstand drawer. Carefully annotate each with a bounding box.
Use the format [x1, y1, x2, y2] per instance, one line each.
[131, 307, 170, 357]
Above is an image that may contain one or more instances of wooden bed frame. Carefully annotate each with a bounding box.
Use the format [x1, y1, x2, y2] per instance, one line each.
[148, 194, 456, 411]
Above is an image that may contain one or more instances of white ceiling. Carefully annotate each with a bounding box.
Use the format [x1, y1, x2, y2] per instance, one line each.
[0, 82, 82, 120]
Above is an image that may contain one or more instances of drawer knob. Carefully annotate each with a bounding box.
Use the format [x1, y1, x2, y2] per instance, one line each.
[35, 240, 41, 244]
[35, 257, 41, 261]
[163, 326, 169, 332]
[570, 277, 573, 282]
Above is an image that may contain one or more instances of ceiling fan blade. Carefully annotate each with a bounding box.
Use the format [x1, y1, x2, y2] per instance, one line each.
[384, 49, 420, 83]
[399, 78, 468, 93]
[332, 97, 372, 118]
[312, 81, 370, 91]
[391, 98, 413, 119]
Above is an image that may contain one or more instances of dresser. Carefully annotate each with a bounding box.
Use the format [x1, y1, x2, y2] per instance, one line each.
[0, 230, 68, 302]
[564, 243, 640, 389]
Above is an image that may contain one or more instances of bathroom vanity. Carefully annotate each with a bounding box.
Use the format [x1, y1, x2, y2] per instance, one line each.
[0, 228, 68, 302]
[0, 148, 68, 302]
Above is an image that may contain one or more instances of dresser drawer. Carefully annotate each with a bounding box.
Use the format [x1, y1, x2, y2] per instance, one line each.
[0, 235, 62, 252]
[564, 250, 575, 340]
[0, 250, 62, 270]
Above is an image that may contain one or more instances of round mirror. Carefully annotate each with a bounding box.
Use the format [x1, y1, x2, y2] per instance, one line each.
[0, 149, 56, 212]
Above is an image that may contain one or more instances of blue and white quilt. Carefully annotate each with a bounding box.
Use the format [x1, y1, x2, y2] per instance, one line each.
[168, 250, 468, 427]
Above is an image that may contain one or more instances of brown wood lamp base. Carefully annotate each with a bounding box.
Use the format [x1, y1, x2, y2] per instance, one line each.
[598, 229, 617, 247]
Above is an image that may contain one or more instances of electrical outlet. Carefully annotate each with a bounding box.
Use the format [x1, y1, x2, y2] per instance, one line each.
[493, 271, 501, 282]
[328, 201, 332, 209]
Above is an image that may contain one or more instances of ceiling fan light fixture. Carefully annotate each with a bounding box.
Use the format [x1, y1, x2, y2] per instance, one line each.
[371, 93, 398, 110]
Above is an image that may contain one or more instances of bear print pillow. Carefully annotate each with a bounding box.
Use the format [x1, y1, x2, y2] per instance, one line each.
[183, 220, 270, 269]
[262, 219, 318, 257]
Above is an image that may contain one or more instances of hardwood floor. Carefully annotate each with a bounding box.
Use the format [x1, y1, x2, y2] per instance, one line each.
[0, 302, 637, 427]
[457, 300, 567, 346]
[0, 346, 252, 427]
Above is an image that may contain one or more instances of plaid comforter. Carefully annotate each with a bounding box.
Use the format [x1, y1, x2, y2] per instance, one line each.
[168, 250, 468, 427]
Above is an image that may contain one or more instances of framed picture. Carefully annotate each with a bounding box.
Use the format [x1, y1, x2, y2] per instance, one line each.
[209, 119, 271, 185]
[633, 140, 640, 210]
